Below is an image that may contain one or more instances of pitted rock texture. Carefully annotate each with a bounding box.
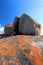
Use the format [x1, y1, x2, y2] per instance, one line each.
[0, 35, 43, 65]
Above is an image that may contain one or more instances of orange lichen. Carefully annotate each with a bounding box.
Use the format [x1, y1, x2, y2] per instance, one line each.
[5, 24, 13, 27]
[0, 36, 43, 65]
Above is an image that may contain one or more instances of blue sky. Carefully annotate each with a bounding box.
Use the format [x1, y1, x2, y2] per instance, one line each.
[0, 0, 43, 34]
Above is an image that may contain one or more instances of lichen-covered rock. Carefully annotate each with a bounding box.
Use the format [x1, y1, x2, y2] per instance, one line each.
[0, 35, 43, 65]
[4, 24, 14, 35]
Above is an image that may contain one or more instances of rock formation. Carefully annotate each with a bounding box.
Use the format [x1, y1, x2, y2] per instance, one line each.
[19, 14, 41, 35]
[4, 13, 41, 35]
[0, 13, 42, 65]
[0, 35, 43, 65]
[13, 17, 20, 34]
[4, 24, 14, 35]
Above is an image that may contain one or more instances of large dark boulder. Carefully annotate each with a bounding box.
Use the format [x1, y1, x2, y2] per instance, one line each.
[19, 14, 41, 35]
[13, 17, 20, 34]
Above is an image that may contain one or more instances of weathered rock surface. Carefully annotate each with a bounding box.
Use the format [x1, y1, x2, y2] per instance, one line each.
[0, 35, 43, 65]
[13, 17, 20, 34]
[19, 14, 41, 35]
[4, 14, 41, 35]
[4, 24, 14, 35]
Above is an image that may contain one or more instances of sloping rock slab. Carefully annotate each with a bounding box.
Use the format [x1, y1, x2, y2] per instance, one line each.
[0, 35, 43, 65]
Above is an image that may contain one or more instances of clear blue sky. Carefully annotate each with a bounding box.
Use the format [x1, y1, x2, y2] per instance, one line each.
[0, 0, 43, 27]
